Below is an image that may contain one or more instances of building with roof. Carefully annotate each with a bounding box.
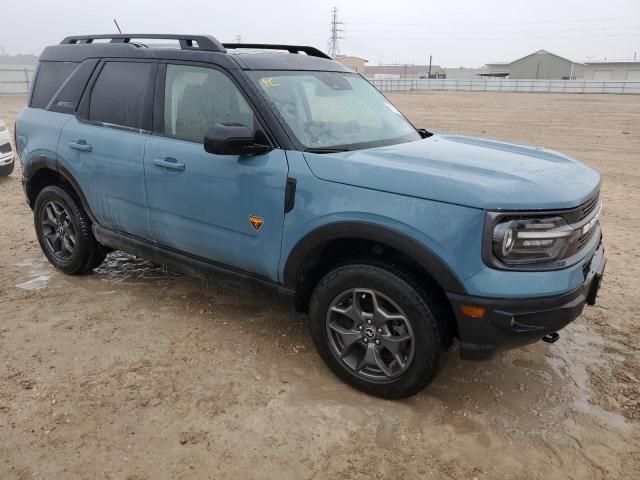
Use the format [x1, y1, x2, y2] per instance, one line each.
[482, 50, 584, 79]
[443, 67, 490, 80]
[480, 62, 510, 78]
[582, 61, 640, 81]
[335, 55, 368, 74]
[364, 64, 446, 79]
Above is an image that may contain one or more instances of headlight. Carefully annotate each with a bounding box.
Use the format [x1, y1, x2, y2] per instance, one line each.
[484, 197, 602, 270]
[492, 216, 573, 265]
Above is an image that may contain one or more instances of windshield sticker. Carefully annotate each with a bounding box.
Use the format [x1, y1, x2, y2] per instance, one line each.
[260, 78, 281, 88]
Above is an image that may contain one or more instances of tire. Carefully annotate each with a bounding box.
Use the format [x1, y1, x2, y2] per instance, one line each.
[309, 263, 444, 399]
[33, 185, 105, 274]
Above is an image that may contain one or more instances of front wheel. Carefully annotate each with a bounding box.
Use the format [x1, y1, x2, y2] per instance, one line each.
[309, 264, 444, 399]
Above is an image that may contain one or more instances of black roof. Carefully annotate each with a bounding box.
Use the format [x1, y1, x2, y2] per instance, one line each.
[40, 34, 350, 73]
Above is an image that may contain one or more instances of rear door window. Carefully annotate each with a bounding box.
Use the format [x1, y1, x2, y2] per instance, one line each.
[88, 61, 155, 130]
[30, 61, 77, 109]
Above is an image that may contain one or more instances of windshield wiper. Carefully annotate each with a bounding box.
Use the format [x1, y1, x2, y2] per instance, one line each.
[304, 147, 350, 154]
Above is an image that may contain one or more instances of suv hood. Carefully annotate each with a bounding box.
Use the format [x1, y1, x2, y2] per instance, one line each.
[303, 134, 601, 210]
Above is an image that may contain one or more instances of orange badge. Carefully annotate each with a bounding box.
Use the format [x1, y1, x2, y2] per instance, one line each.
[249, 216, 264, 231]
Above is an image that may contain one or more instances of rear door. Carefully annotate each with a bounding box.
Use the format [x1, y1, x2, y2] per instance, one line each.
[57, 60, 156, 239]
[143, 62, 289, 280]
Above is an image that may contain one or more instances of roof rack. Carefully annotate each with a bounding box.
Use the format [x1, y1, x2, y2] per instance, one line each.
[60, 34, 226, 53]
[223, 43, 331, 60]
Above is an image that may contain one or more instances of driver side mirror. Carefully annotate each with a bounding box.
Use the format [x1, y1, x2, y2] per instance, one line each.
[204, 124, 272, 156]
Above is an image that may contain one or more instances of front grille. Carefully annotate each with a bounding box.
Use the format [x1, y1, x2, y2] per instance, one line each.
[557, 191, 600, 225]
[577, 226, 596, 250]
[0, 142, 11, 154]
[577, 192, 600, 222]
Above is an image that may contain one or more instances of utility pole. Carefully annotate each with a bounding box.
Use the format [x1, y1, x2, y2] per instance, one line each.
[328, 7, 343, 59]
[234, 35, 242, 43]
[428, 55, 432, 78]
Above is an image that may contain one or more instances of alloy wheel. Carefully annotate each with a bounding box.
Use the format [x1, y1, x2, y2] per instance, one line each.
[40, 200, 76, 260]
[325, 288, 415, 381]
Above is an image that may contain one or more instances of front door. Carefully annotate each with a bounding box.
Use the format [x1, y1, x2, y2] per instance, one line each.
[144, 63, 289, 281]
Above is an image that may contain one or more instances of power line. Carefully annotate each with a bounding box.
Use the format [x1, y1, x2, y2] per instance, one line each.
[328, 6, 344, 59]
[348, 25, 640, 35]
[347, 16, 637, 27]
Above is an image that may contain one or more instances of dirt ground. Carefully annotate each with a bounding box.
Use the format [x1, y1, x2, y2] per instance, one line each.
[0, 91, 638, 480]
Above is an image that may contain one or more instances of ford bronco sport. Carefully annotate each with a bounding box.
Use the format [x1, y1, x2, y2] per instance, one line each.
[15, 34, 605, 398]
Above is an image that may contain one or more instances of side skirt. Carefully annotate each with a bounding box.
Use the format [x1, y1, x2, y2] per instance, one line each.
[92, 225, 295, 302]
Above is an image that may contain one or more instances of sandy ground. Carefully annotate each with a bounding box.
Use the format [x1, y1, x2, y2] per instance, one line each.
[0, 92, 638, 479]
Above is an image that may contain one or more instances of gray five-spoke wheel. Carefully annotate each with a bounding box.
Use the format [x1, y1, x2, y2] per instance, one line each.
[326, 288, 415, 381]
[40, 200, 76, 260]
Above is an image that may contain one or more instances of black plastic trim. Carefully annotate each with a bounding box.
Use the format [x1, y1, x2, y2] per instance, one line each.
[284, 177, 297, 213]
[223, 43, 330, 59]
[282, 221, 467, 294]
[93, 225, 294, 300]
[449, 242, 605, 360]
[61, 34, 226, 53]
[22, 156, 98, 224]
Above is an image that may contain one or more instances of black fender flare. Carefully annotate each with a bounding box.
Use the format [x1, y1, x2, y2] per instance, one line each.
[23, 155, 98, 224]
[282, 221, 467, 294]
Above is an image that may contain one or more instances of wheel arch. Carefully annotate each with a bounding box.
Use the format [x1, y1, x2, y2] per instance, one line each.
[23, 155, 98, 224]
[282, 222, 467, 313]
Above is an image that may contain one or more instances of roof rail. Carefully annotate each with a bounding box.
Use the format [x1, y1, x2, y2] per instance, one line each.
[60, 34, 226, 53]
[223, 43, 331, 60]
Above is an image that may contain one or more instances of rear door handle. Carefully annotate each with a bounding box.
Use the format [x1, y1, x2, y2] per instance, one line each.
[68, 140, 92, 152]
[153, 157, 185, 172]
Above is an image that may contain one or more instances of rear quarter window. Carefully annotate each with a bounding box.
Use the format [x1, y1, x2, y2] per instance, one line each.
[30, 61, 77, 109]
[88, 61, 155, 130]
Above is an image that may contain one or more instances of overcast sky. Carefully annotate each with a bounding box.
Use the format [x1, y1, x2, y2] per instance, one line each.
[2, 0, 639, 66]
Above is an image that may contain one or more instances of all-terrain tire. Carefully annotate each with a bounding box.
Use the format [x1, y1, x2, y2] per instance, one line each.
[309, 263, 444, 399]
[33, 185, 105, 274]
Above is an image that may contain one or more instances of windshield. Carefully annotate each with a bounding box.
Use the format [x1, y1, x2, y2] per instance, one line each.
[250, 71, 421, 151]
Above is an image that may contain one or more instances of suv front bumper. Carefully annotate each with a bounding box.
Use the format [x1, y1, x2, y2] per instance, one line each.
[447, 242, 606, 361]
[0, 152, 14, 176]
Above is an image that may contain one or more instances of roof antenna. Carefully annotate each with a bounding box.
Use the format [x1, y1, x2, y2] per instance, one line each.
[113, 18, 122, 33]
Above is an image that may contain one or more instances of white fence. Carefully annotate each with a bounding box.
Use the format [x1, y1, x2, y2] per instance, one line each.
[371, 78, 640, 95]
[3, 68, 639, 96]
[0, 67, 35, 95]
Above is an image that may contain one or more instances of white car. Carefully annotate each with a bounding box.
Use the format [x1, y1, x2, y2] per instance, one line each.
[0, 120, 14, 176]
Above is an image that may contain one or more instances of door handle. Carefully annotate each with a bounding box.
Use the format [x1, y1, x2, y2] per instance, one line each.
[153, 157, 185, 172]
[68, 140, 92, 152]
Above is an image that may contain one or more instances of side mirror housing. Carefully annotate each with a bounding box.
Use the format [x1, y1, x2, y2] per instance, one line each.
[204, 124, 272, 156]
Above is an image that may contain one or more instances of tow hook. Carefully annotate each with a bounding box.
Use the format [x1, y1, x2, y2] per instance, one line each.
[542, 332, 560, 344]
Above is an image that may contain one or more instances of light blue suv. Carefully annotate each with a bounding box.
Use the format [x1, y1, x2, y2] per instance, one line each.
[15, 34, 605, 398]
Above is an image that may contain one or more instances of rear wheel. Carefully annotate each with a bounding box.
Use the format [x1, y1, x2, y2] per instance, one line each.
[34, 185, 105, 274]
[309, 263, 444, 399]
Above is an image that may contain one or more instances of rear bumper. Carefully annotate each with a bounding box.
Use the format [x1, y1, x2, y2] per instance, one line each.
[448, 242, 606, 360]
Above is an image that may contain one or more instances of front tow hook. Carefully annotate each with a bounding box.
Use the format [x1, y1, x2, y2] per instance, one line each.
[542, 332, 560, 344]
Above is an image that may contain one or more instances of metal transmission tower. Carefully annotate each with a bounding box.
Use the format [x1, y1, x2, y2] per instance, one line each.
[327, 7, 343, 58]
